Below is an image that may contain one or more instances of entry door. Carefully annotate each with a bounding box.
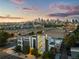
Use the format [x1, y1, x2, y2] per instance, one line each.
[31, 39, 36, 49]
[33, 39, 36, 48]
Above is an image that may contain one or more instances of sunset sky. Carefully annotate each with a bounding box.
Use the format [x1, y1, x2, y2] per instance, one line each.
[0, 0, 79, 22]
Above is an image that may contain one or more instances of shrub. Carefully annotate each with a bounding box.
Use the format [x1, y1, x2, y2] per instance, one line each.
[14, 46, 21, 52]
[14, 45, 30, 54]
[77, 54, 79, 59]
[42, 51, 50, 59]
[31, 48, 41, 57]
[22, 46, 30, 54]
[0, 31, 11, 47]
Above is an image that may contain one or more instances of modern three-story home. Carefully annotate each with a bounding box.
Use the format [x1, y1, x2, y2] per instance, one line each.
[16, 31, 47, 54]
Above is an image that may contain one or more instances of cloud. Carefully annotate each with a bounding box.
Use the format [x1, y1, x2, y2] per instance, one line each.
[48, 4, 79, 17]
[48, 11, 79, 17]
[0, 15, 23, 19]
[22, 6, 39, 12]
[22, 7, 34, 13]
[11, 0, 24, 5]
[22, 7, 33, 11]
[49, 3, 79, 12]
[48, 13, 68, 17]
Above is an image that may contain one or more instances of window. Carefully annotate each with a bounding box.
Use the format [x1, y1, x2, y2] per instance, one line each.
[50, 42, 55, 45]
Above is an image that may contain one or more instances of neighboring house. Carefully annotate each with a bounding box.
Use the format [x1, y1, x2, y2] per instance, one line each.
[71, 47, 79, 59]
[17, 35, 37, 51]
[71, 41, 79, 59]
[48, 36, 63, 51]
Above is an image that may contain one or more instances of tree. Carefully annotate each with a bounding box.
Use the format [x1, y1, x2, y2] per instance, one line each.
[63, 25, 79, 58]
[28, 31, 35, 35]
[64, 25, 79, 47]
[0, 31, 11, 46]
[10, 33, 14, 37]
[64, 33, 76, 47]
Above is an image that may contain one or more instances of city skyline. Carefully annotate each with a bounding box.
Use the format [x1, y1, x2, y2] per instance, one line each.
[0, 0, 79, 22]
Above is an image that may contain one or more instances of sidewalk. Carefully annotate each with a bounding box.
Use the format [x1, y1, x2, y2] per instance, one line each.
[26, 54, 36, 59]
[3, 48, 25, 59]
[2, 47, 39, 59]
